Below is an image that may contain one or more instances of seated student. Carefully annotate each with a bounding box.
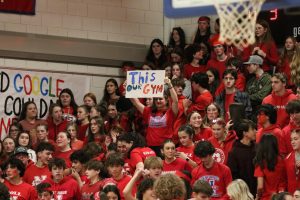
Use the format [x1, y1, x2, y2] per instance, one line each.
[191, 141, 232, 199]
[43, 158, 80, 200]
[144, 156, 163, 180]
[154, 173, 186, 200]
[105, 152, 136, 200]
[23, 142, 55, 186]
[81, 160, 106, 200]
[227, 119, 257, 196]
[3, 158, 38, 200]
[192, 179, 214, 200]
[69, 149, 91, 187]
[36, 182, 54, 200]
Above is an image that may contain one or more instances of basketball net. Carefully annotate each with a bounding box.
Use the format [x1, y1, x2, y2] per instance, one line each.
[213, 0, 266, 47]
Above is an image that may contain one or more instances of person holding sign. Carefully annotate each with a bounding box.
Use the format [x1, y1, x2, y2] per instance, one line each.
[130, 77, 178, 157]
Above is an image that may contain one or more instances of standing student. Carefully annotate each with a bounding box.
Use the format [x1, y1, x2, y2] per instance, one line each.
[202, 103, 222, 127]
[192, 180, 214, 200]
[227, 179, 254, 200]
[130, 77, 178, 157]
[184, 44, 207, 80]
[3, 158, 38, 200]
[18, 101, 47, 145]
[143, 156, 163, 180]
[83, 92, 97, 108]
[77, 105, 90, 141]
[36, 182, 53, 200]
[8, 122, 22, 141]
[16, 131, 36, 163]
[227, 119, 257, 196]
[47, 103, 68, 141]
[245, 55, 272, 116]
[70, 149, 91, 188]
[192, 16, 211, 45]
[145, 38, 168, 70]
[43, 158, 80, 200]
[207, 41, 228, 80]
[188, 111, 213, 142]
[262, 73, 297, 128]
[54, 132, 74, 168]
[23, 142, 54, 186]
[57, 88, 78, 122]
[168, 27, 186, 51]
[66, 122, 83, 151]
[254, 134, 285, 200]
[191, 141, 232, 199]
[35, 124, 56, 149]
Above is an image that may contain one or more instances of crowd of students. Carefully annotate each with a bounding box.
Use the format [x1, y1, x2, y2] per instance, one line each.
[1, 15, 300, 200]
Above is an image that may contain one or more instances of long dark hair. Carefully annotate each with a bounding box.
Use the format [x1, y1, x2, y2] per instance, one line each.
[18, 101, 38, 122]
[146, 38, 167, 70]
[254, 134, 278, 171]
[168, 27, 186, 50]
[57, 88, 78, 115]
[87, 116, 105, 143]
[100, 79, 120, 105]
[206, 68, 220, 96]
[255, 19, 274, 44]
[193, 23, 211, 44]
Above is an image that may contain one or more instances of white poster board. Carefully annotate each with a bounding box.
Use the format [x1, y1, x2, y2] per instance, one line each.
[125, 70, 165, 98]
[0, 68, 90, 140]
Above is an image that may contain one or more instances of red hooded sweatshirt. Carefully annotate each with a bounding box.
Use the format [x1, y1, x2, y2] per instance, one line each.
[208, 131, 237, 165]
[43, 176, 81, 200]
[256, 124, 287, 156]
[262, 89, 297, 128]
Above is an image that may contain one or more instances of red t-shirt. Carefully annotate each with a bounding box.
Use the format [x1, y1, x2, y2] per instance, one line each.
[47, 119, 68, 141]
[256, 124, 287, 156]
[207, 59, 227, 80]
[254, 157, 286, 200]
[115, 175, 135, 200]
[183, 63, 207, 80]
[194, 127, 213, 142]
[162, 158, 192, 174]
[81, 181, 103, 200]
[143, 107, 175, 146]
[129, 147, 156, 170]
[208, 131, 236, 165]
[173, 95, 187, 144]
[215, 73, 246, 96]
[285, 151, 300, 193]
[176, 145, 201, 164]
[23, 164, 51, 186]
[54, 149, 74, 168]
[4, 180, 38, 200]
[224, 93, 235, 122]
[43, 176, 81, 200]
[191, 162, 232, 199]
[188, 91, 213, 117]
[123, 157, 133, 176]
[77, 123, 89, 141]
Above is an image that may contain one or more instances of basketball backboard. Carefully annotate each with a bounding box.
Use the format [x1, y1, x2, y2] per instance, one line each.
[164, 0, 300, 18]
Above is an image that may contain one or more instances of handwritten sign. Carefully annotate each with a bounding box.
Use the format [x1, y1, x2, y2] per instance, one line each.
[125, 70, 165, 98]
[0, 68, 90, 140]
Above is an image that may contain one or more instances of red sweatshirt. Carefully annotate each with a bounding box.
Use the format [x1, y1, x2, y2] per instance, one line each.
[43, 176, 81, 200]
[188, 91, 213, 117]
[129, 147, 156, 171]
[262, 90, 297, 128]
[207, 59, 228, 80]
[47, 118, 68, 141]
[194, 127, 213, 142]
[208, 131, 237, 165]
[4, 180, 38, 200]
[256, 124, 287, 156]
[173, 95, 187, 144]
[215, 72, 246, 96]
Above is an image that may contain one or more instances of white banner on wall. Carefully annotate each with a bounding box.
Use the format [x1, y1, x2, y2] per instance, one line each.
[0, 68, 90, 140]
[125, 70, 165, 98]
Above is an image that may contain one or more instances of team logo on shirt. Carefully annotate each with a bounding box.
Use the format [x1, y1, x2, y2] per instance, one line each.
[199, 175, 220, 197]
[149, 114, 167, 128]
[212, 148, 225, 164]
[32, 175, 47, 186]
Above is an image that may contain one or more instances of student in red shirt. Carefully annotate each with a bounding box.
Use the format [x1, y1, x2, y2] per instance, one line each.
[105, 152, 135, 200]
[57, 88, 78, 122]
[188, 111, 213, 142]
[161, 139, 192, 174]
[3, 158, 38, 200]
[144, 156, 163, 180]
[47, 103, 68, 141]
[118, 132, 156, 174]
[77, 105, 90, 141]
[191, 140, 232, 199]
[83, 92, 97, 108]
[203, 103, 222, 127]
[254, 134, 285, 200]
[66, 122, 83, 151]
[23, 142, 55, 186]
[209, 118, 236, 165]
[283, 100, 300, 153]
[43, 158, 80, 200]
[81, 160, 106, 200]
[256, 104, 286, 156]
[36, 182, 54, 200]
[176, 124, 199, 167]
[86, 117, 106, 151]
[130, 77, 178, 157]
[285, 129, 300, 194]
[35, 124, 56, 150]
[184, 44, 207, 80]
[192, 179, 214, 200]
[54, 132, 74, 168]
[188, 73, 213, 117]
[69, 149, 91, 188]
[262, 73, 297, 128]
[207, 41, 228, 80]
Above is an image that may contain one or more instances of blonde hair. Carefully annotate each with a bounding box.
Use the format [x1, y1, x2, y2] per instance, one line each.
[154, 174, 186, 200]
[227, 179, 254, 200]
[144, 156, 163, 169]
[290, 45, 300, 85]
